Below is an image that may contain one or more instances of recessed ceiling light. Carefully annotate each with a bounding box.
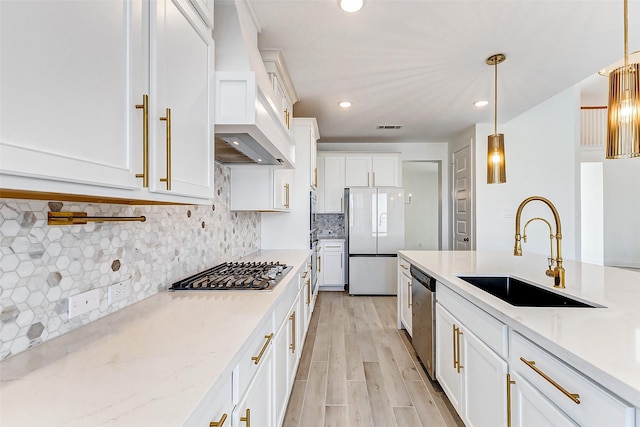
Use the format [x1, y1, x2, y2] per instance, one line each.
[257, 158, 263, 163]
[232, 140, 240, 146]
[339, 0, 364, 12]
[339, 101, 352, 108]
[474, 100, 489, 108]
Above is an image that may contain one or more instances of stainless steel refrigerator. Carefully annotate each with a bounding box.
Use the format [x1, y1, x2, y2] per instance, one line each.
[346, 187, 405, 295]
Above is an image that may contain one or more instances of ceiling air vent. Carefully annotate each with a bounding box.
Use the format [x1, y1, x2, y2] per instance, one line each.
[376, 125, 403, 130]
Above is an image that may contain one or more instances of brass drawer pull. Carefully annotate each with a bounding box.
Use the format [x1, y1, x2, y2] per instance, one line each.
[301, 271, 308, 279]
[452, 325, 458, 369]
[251, 334, 274, 365]
[159, 107, 172, 190]
[289, 311, 296, 353]
[520, 357, 581, 404]
[210, 413, 227, 427]
[240, 408, 250, 427]
[456, 326, 463, 373]
[506, 373, 515, 427]
[400, 264, 409, 270]
[134, 94, 149, 187]
[306, 279, 311, 305]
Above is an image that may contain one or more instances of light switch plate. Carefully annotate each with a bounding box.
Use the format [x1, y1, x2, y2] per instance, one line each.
[68, 289, 100, 319]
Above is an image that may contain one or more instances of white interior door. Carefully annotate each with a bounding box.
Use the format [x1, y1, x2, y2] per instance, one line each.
[453, 146, 473, 250]
[348, 188, 377, 254]
[377, 188, 405, 254]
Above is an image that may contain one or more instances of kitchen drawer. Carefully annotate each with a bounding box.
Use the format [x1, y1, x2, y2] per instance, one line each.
[321, 241, 344, 252]
[184, 370, 233, 426]
[235, 311, 275, 400]
[398, 257, 411, 274]
[510, 331, 635, 427]
[437, 283, 508, 358]
[274, 275, 299, 328]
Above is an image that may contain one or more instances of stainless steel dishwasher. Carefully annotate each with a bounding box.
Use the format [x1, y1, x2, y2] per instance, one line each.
[410, 264, 437, 380]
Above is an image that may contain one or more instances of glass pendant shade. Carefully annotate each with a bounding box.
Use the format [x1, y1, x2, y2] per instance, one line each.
[606, 63, 640, 158]
[487, 133, 506, 183]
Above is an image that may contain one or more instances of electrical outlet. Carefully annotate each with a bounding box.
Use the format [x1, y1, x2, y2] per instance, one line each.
[68, 289, 100, 319]
[108, 280, 132, 305]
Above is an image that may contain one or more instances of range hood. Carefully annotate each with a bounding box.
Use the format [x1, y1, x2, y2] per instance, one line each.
[213, 1, 295, 167]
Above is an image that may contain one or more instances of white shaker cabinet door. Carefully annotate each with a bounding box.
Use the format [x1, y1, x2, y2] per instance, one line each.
[510, 372, 578, 427]
[152, 0, 214, 199]
[0, 0, 146, 190]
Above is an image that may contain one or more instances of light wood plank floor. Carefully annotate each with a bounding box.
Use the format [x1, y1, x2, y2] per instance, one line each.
[283, 291, 465, 427]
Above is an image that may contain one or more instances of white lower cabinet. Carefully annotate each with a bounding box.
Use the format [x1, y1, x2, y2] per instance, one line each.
[509, 331, 635, 427]
[397, 257, 412, 335]
[234, 345, 274, 427]
[510, 371, 578, 427]
[318, 240, 345, 290]
[435, 282, 636, 427]
[436, 303, 507, 426]
[274, 295, 299, 426]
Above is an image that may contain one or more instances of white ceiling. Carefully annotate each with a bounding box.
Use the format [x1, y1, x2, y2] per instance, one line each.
[248, 0, 640, 143]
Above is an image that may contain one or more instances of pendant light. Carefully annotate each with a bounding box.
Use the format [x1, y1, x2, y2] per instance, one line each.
[487, 53, 507, 183]
[606, 0, 640, 159]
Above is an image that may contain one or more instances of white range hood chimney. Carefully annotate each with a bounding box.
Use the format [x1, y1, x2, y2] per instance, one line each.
[213, 0, 295, 167]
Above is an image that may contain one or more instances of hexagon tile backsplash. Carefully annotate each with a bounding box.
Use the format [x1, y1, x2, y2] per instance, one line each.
[0, 163, 260, 360]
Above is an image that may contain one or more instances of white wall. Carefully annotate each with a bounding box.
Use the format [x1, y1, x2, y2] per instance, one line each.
[318, 142, 450, 249]
[603, 156, 640, 267]
[581, 162, 604, 265]
[403, 161, 440, 250]
[474, 87, 580, 260]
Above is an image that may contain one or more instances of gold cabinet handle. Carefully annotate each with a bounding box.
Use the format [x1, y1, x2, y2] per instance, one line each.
[318, 256, 321, 273]
[452, 325, 458, 369]
[373, 171, 376, 186]
[519, 357, 580, 404]
[456, 327, 463, 373]
[284, 183, 290, 208]
[506, 373, 515, 427]
[289, 311, 296, 353]
[407, 279, 412, 308]
[210, 413, 227, 427]
[301, 271, 308, 279]
[400, 264, 408, 270]
[367, 172, 370, 187]
[306, 278, 311, 305]
[314, 167, 318, 187]
[159, 108, 172, 190]
[251, 334, 273, 365]
[134, 94, 149, 187]
[240, 408, 250, 427]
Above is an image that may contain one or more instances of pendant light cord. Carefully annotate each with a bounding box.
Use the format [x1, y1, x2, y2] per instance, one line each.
[624, 0, 629, 67]
[494, 59, 498, 135]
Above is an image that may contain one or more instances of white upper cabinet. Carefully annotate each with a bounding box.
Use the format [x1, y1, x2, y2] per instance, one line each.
[0, 0, 145, 192]
[151, 0, 215, 200]
[317, 153, 345, 213]
[261, 50, 299, 135]
[189, 0, 214, 28]
[0, 0, 215, 203]
[230, 166, 292, 212]
[345, 153, 399, 187]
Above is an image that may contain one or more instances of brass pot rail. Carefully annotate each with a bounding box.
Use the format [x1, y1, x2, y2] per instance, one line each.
[520, 357, 581, 404]
[48, 212, 146, 226]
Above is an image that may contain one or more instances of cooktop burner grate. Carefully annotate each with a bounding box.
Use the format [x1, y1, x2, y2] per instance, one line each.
[169, 261, 292, 291]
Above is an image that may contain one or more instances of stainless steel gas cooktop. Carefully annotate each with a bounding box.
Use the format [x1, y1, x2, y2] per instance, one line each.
[169, 261, 292, 291]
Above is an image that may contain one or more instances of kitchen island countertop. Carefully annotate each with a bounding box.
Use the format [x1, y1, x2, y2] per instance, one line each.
[399, 250, 640, 408]
[0, 249, 311, 427]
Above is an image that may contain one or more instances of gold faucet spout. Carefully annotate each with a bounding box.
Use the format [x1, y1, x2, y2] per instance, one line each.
[514, 196, 565, 288]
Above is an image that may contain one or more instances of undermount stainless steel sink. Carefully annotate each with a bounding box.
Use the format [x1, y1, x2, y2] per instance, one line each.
[456, 276, 599, 308]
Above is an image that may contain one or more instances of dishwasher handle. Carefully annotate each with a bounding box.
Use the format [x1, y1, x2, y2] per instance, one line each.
[410, 265, 437, 292]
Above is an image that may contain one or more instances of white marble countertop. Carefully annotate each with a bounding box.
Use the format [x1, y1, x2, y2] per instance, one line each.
[0, 249, 311, 427]
[399, 250, 640, 408]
